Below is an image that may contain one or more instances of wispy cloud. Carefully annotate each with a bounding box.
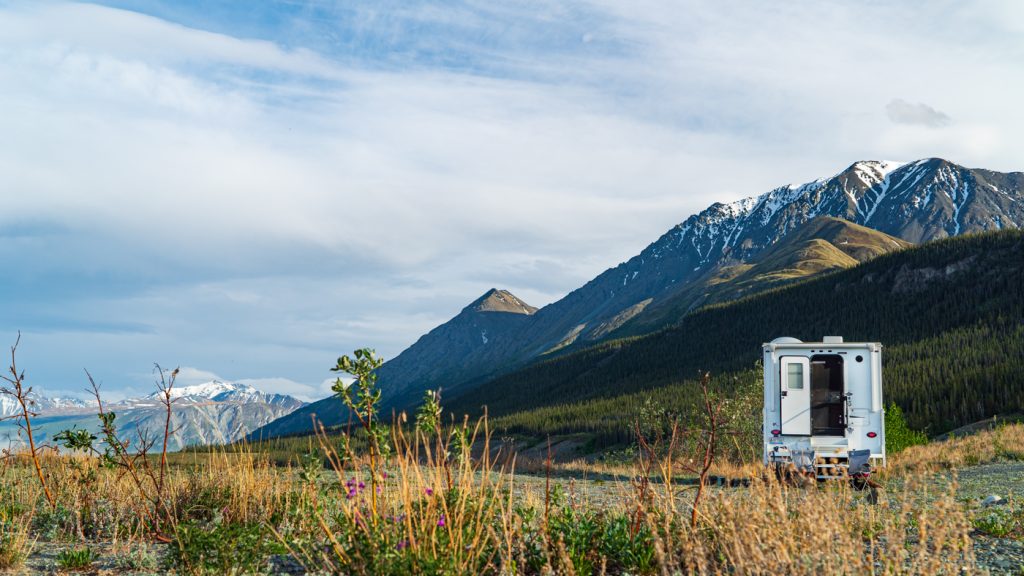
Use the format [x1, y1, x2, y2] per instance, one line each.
[1, 1, 1021, 398]
[173, 367, 223, 386]
[886, 99, 952, 128]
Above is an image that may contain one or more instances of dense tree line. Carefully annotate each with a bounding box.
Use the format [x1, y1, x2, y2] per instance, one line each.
[450, 230, 1024, 443]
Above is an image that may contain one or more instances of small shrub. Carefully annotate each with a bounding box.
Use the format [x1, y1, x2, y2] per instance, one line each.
[173, 483, 233, 523]
[55, 547, 97, 570]
[973, 505, 1023, 539]
[297, 450, 323, 485]
[33, 504, 75, 540]
[599, 515, 656, 573]
[113, 546, 159, 571]
[167, 521, 286, 575]
[885, 404, 928, 454]
[545, 505, 656, 575]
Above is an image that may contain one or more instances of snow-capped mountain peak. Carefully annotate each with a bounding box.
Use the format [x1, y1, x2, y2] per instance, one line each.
[0, 393, 88, 417]
[654, 157, 1021, 276]
[849, 160, 905, 183]
[153, 380, 252, 401]
[142, 380, 302, 409]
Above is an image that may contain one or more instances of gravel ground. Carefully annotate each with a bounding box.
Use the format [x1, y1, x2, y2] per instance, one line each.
[5, 541, 165, 575]
[954, 462, 1024, 575]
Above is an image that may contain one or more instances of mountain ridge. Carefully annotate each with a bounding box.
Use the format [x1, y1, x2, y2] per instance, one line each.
[252, 287, 539, 438]
[251, 157, 1023, 440]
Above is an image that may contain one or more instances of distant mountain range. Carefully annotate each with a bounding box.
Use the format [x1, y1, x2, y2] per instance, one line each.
[0, 381, 304, 451]
[252, 157, 1023, 441]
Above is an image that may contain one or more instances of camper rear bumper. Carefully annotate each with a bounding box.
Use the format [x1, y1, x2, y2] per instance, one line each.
[767, 444, 876, 479]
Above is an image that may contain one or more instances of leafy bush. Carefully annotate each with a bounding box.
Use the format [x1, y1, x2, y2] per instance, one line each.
[113, 546, 159, 571]
[546, 506, 656, 575]
[973, 504, 1023, 539]
[166, 521, 286, 575]
[32, 505, 76, 541]
[885, 404, 928, 454]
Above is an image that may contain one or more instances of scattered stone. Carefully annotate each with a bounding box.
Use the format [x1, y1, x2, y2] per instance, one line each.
[995, 558, 1015, 570]
[982, 495, 1006, 507]
[268, 554, 307, 575]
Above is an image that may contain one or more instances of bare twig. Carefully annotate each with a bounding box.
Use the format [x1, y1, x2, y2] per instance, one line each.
[153, 364, 179, 494]
[689, 372, 720, 528]
[632, 371, 727, 530]
[544, 435, 552, 531]
[0, 332, 55, 508]
[84, 369, 174, 542]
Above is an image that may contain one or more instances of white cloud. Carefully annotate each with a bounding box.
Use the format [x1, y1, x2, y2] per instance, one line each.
[237, 377, 336, 402]
[0, 3, 340, 79]
[1, 1, 1022, 396]
[172, 366, 223, 386]
[886, 99, 952, 128]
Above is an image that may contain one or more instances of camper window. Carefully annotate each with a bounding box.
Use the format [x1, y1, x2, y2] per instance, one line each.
[787, 363, 804, 389]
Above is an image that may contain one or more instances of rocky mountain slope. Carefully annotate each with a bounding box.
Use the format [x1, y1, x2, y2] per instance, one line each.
[0, 381, 305, 451]
[621, 217, 912, 333]
[250, 289, 537, 438]
[512, 158, 1021, 354]
[253, 157, 1023, 440]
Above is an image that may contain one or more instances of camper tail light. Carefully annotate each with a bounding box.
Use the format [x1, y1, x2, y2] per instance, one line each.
[866, 431, 878, 438]
[771, 429, 781, 436]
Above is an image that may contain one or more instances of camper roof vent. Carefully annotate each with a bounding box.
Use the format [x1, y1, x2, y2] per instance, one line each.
[771, 337, 802, 344]
[822, 336, 844, 344]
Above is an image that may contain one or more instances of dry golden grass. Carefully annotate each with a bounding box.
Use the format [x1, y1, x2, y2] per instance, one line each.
[0, 505, 33, 570]
[1, 422, 1016, 574]
[888, 422, 1024, 474]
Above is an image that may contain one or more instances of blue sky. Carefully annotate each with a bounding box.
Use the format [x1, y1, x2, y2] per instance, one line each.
[1, 0, 1022, 401]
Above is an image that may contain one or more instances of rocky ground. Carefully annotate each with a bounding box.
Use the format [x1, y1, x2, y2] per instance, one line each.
[955, 462, 1024, 574]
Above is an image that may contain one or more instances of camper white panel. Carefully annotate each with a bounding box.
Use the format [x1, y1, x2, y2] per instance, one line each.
[780, 356, 811, 435]
[871, 350, 883, 412]
[847, 349, 873, 413]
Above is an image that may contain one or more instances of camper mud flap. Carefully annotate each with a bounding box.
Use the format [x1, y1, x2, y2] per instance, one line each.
[848, 449, 871, 476]
[791, 449, 814, 474]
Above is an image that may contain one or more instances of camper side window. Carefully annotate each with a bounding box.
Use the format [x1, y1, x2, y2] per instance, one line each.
[787, 363, 804, 389]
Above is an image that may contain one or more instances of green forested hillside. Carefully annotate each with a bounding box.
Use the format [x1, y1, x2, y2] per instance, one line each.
[450, 230, 1024, 441]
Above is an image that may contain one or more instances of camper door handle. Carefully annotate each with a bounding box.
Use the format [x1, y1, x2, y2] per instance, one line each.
[781, 391, 788, 397]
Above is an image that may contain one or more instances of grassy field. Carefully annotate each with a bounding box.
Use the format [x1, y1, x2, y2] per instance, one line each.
[2, 410, 1023, 574]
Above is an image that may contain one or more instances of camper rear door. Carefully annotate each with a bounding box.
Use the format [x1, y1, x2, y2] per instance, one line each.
[780, 356, 811, 435]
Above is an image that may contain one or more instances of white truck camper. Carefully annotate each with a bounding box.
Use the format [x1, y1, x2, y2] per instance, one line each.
[763, 336, 885, 480]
